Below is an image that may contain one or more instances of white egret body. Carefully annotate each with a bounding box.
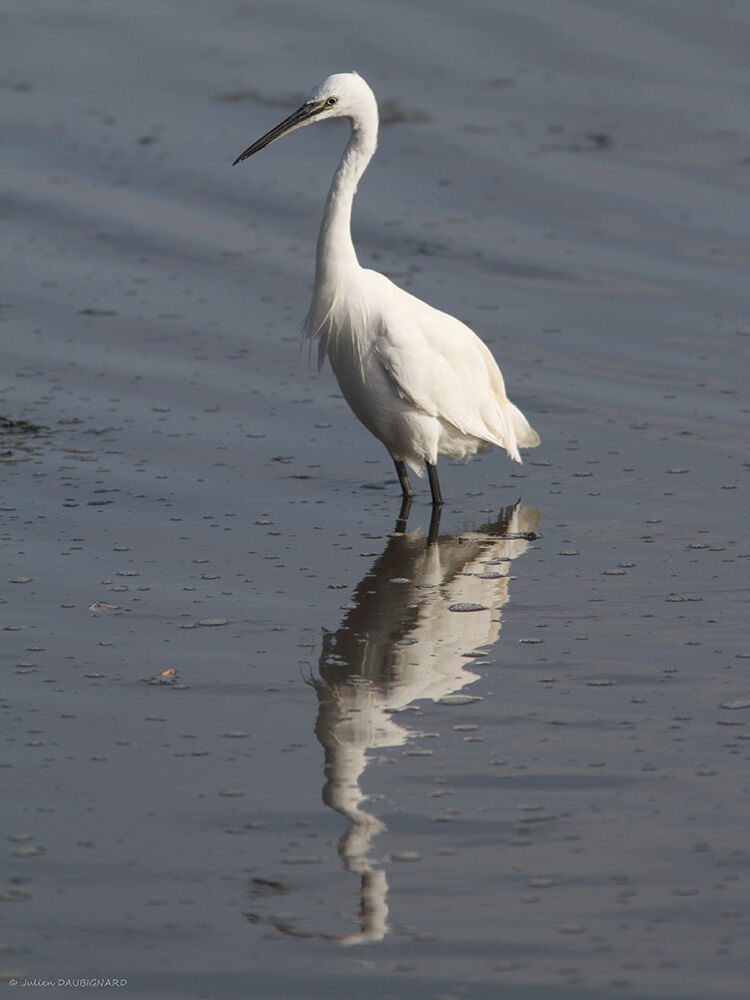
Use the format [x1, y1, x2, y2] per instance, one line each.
[233, 72, 540, 504]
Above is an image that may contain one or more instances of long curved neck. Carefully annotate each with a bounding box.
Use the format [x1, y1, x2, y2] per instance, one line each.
[315, 115, 377, 281]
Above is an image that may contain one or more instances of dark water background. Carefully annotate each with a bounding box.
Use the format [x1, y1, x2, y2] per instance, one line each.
[3, 1, 749, 998]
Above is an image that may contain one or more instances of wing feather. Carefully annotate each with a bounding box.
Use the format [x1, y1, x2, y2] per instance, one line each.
[369, 277, 521, 457]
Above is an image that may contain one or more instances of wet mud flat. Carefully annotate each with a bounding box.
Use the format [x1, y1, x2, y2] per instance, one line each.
[3, 1, 750, 998]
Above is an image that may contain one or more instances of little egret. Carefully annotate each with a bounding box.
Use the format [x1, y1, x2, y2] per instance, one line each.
[233, 72, 540, 505]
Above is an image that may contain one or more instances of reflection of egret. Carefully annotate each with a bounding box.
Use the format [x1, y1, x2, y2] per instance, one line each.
[233, 72, 539, 505]
[311, 501, 540, 943]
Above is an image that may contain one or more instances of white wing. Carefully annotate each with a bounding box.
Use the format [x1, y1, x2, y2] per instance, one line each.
[367, 272, 527, 459]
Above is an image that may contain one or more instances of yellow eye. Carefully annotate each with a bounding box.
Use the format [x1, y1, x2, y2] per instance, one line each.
[326, 96, 338, 106]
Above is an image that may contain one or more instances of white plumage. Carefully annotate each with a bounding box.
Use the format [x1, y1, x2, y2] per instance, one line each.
[234, 71, 539, 504]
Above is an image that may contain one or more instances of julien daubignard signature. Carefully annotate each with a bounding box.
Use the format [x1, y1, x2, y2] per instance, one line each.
[8, 979, 128, 989]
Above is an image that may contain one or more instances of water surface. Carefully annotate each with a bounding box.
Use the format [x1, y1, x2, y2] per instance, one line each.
[2, 1, 749, 998]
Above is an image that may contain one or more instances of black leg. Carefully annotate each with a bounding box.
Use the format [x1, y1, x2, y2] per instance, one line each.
[426, 462, 443, 507]
[393, 459, 413, 498]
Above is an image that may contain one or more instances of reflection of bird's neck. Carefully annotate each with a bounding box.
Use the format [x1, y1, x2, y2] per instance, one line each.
[321, 741, 368, 819]
[316, 112, 378, 281]
[321, 741, 385, 867]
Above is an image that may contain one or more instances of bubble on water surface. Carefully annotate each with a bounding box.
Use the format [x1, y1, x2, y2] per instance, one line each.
[438, 694, 483, 706]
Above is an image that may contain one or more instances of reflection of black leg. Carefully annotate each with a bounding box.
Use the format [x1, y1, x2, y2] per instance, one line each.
[395, 494, 412, 534]
[482, 498, 539, 541]
[427, 503, 442, 544]
[496, 500, 519, 535]
[426, 463, 443, 507]
[393, 459, 413, 498]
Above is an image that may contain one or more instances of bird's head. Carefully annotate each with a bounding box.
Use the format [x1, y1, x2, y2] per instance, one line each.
[232, 71, 377, 166]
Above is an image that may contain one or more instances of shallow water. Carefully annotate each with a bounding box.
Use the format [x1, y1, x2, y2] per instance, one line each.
[2, 1, 749, 998]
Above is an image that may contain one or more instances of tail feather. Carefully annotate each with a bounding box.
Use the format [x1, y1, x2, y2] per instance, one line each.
[508, 401, 540, 450]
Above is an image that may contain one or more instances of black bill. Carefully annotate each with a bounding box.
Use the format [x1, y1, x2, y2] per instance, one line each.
[232, 101, 321, 166]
